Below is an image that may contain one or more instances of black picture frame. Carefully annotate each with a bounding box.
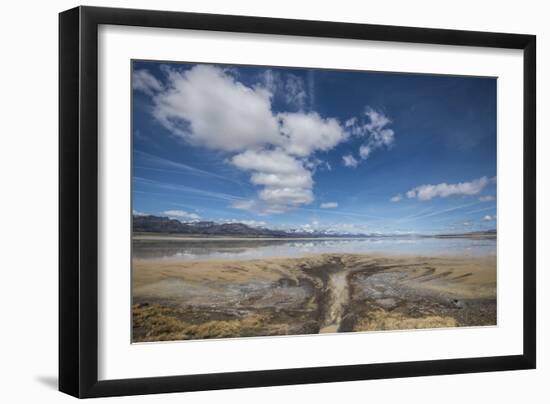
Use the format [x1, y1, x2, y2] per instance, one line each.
[59, 6, 536, 398]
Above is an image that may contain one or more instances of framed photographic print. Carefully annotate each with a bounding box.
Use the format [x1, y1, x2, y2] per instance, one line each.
[59, 6, 536, 398]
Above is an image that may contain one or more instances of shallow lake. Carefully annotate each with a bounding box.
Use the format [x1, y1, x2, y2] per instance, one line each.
[133, 236, 496, 261]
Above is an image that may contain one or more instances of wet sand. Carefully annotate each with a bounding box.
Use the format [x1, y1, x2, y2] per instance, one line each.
[132, 253, 496, 342]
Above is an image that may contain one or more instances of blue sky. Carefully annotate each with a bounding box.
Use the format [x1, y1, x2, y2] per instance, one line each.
[132, 60, 497, 235]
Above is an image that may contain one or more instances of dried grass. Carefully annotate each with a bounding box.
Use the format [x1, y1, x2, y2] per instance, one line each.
[133, 303, 274, 342]
[354, 309, 458, 331]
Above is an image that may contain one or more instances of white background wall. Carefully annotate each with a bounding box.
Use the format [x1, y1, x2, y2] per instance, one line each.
[0, 0, 546, 402]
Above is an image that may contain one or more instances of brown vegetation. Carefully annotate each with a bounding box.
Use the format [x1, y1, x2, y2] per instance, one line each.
[132, 253, 496, 342]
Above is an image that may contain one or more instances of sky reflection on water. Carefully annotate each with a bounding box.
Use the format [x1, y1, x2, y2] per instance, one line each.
[133, 237, 496, 262]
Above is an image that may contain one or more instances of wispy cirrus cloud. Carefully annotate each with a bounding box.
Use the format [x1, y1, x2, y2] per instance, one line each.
[461, 206, 496, 216]
[134, 150, 239, 183]
[259, 69, 308, 110]
[133, 69, 164, 96]
[320, 202, 338, 209]
[399, 200, 484, 221]
[284, 74, 307, 109]
[134, 177, 243, 202]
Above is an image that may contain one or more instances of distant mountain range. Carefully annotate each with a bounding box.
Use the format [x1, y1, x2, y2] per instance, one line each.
[132, 214, 496, 238]
[133, 215, 295, 237]
[133, 215, 370, 237]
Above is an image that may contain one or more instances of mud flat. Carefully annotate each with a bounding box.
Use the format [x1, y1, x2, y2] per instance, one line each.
[132, 254, 496, 342]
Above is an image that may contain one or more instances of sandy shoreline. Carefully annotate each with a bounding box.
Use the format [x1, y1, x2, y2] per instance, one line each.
[132, 253, 496, 342]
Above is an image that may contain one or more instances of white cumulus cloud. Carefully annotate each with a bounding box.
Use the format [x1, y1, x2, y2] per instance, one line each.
[221, 218, 268, 228]
[162, 210, 200, 220]
[405, 176, 491, 201]
[135, 64, 396, 214]
[342, 154, 358, 168]
[390, 194, 403, 202]
[344, 107, 395, 165]
[141, 65, 352, 214]
[278, 112, 347, 157]
[359, 145, 372, 159]
[152, 65, 281, 152]
[231, 148, 313, 214]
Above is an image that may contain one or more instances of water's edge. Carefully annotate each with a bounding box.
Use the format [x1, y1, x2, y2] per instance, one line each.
[133, 236, 497, 261]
